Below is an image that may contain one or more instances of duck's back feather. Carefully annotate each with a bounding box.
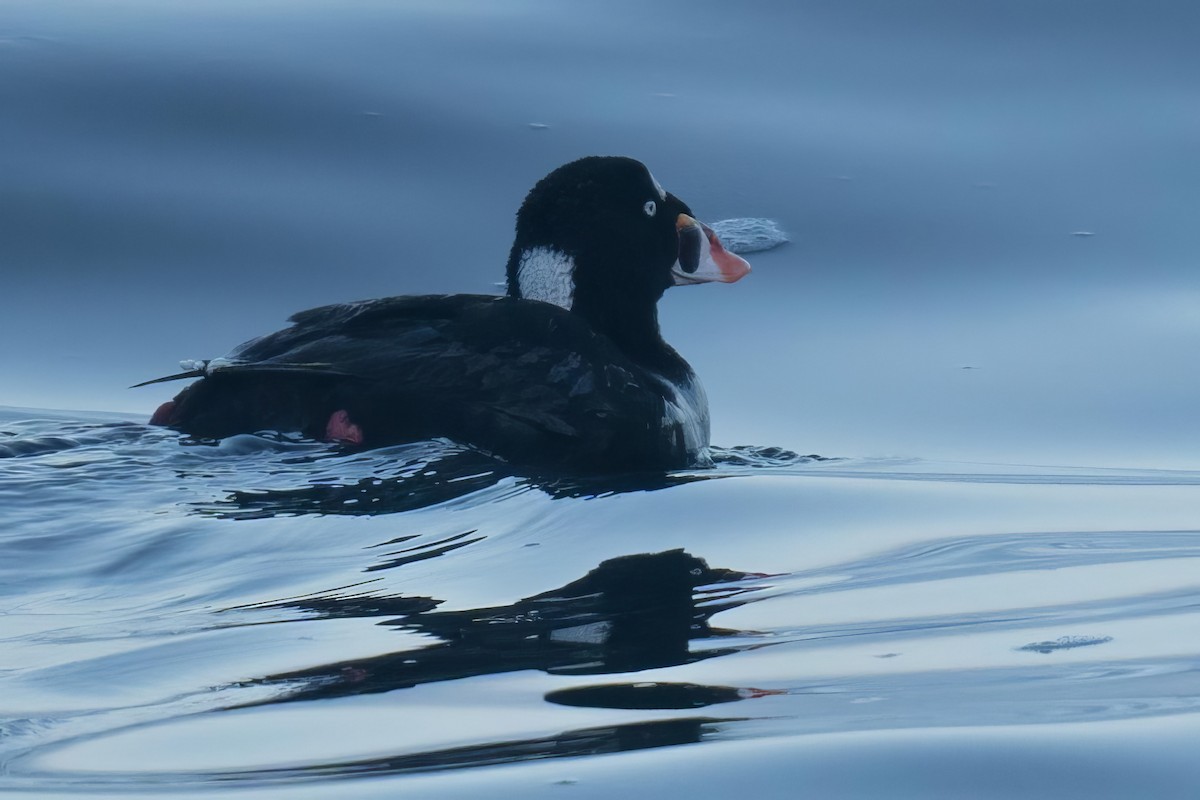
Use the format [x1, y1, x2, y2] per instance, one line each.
[164, 295, 693, 470]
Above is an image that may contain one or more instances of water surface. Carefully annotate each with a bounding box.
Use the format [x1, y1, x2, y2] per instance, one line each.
[2, 1, 1199, 797]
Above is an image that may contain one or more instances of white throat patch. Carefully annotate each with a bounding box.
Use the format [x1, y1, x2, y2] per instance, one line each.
[517, 246, 576, 310]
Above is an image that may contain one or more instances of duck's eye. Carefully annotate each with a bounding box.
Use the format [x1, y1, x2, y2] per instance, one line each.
[643, 200, 657, 217]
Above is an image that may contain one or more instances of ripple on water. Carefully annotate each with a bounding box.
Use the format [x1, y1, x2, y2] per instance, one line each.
[2, 409, 1200, 796]
[709, 218, 789, 254]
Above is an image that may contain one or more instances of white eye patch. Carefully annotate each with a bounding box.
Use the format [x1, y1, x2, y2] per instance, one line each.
[643, 200, 657, 217]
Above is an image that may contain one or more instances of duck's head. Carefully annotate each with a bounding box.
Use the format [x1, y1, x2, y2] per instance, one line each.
[505, 157, 750, 336]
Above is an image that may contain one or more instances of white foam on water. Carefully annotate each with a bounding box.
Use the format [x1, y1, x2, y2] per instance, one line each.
[709, 218, 788, 254]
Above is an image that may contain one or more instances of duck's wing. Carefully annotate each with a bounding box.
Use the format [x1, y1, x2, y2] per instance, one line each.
[153, 295, 674, 468]
[135, 295, 495, 388]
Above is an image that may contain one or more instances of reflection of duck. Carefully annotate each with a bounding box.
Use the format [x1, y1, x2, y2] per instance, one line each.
[143, 157, 749, 471]
[234, 550, 766, 706]
[199, 449, 513, 519]
[196, 447, 714, 520]
[192, 445, 822, 522]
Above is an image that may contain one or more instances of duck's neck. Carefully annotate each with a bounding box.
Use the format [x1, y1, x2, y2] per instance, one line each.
[506, 245, 689, 379]
[571, 292, 687, 378]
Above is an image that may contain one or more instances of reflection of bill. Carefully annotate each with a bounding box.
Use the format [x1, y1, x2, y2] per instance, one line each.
[236, 549, 772, 706]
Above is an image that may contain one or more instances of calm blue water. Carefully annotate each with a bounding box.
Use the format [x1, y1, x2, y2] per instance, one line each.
[3, 1, 1200, 797]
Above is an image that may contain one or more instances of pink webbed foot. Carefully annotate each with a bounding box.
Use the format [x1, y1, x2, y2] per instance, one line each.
[324, 409, 364, 445]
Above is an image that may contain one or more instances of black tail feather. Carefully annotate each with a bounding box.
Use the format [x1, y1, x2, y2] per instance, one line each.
[131, 362, 351, 389]
[130, 369, 206, 388]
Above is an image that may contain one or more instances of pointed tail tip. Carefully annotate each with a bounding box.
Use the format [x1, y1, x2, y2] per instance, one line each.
[130, 368, 207, 388]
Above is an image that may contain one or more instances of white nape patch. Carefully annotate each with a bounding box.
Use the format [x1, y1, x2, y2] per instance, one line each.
[517, 246, 576, 309]
[646, 168, 667, 201]
[708, 218, 789, 254]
